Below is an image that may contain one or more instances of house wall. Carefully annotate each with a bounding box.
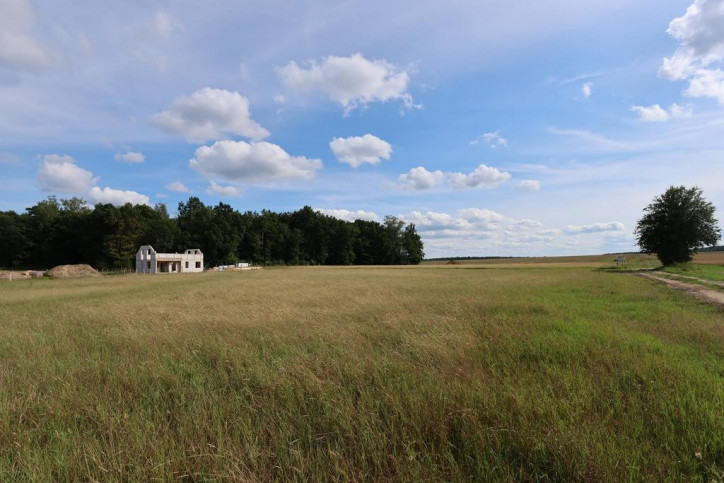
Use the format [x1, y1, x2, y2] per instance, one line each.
[136, 246, 204, 274]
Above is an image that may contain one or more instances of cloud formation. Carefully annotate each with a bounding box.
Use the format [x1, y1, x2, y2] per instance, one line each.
[630, 103, 692, 122]
[398, 164, 511, 190]
[582, 82, 592, 98]
[114, 151, 145, 163]
[563, 221, 625, 234]
[398, 166, 446, 190]
[471, 131, 508, 148]
[277, 53, 417, 114]
[87, 186, 150, 206]
[206, 181, 240, 197]
[515, 180, 541, 191]
[0, 0, 52, 68]
[659, 0, 724, 104]
[329, 134, 392, 167]
[448, 164, 511, 189]
[37, 154, 98, 193]
[153, 88, 270, 142]
[316, 209, 380, 222]
[190, 140, 322, 183]
[165, 181, 191, 193]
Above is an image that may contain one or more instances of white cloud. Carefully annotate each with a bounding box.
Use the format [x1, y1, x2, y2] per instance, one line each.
[114, 151, 145, 163]
[316, 209, 380, 222]
[563, 221, 625, 234]
[329, 134, 392, 167]
[471, 131, 508, 147]
[448, 164, 511, 189]
[277, 53, 418, 114]
[659, 0, 724, 105]
[37, 154, 98, 193]
[398, 166, 446, 190]
[153, 88, 270, 143]
[459, 208, 505, 223]
[0, 0, 52, 68]
[631, 103, 693, 122]
[398, 164, 510, 190]
[273, 94, 285, 104]
[206, 181, 240, 197]
[87, 186, 150, 206]
[582, 82, 592, 98]
[165, 181, 191, 193]
[631, 104, 670, 122]
[669, 102, 694, 118]
[190, 140, 322, 183]
[515, 180, 541, 191]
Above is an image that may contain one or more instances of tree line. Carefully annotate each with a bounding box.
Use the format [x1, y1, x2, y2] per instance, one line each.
[0, 197, 424, 270]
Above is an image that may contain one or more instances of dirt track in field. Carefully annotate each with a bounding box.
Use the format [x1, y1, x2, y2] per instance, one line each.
[636, 272, 724, 308]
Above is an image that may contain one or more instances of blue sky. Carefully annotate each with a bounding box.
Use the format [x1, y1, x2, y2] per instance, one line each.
[1, 0, 723, 257]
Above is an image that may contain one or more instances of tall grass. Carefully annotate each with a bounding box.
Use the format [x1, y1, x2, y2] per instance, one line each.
[1, 266, 723, 480]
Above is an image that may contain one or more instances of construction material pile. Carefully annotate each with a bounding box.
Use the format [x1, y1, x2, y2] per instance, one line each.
[46, 264, 101, 278]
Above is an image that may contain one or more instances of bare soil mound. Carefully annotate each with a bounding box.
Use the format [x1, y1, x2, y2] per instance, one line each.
[0, 270, 45, 280]
[46, 264, 101, 279]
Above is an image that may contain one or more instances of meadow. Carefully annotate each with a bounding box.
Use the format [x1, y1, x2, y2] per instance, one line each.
[1, 260, 724, 480]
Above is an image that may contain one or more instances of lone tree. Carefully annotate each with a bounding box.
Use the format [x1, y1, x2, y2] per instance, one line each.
[635, 186, 721, 266]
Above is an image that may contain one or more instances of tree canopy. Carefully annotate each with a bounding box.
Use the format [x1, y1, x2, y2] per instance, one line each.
[635, 186, 721, 266]
[0, 197, 424, 270]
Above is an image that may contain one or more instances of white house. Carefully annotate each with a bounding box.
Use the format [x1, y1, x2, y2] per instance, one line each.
[136, 245, 204, 274]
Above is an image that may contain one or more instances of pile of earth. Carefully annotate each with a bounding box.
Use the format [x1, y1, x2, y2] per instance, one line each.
[46, 264, 101, 278]
[0, 270, 45, 280]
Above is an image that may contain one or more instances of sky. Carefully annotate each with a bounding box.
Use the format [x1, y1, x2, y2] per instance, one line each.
[1, 0, 724, 258]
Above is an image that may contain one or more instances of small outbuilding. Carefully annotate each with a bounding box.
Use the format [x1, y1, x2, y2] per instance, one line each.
[136, 246, 203, 274]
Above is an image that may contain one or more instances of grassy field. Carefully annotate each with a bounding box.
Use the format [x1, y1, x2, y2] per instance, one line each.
[1, 264, 724, 480]
[662, 262, 724, 282]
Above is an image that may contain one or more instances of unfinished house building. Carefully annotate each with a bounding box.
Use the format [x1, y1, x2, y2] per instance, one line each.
[136, 246, 204, 274]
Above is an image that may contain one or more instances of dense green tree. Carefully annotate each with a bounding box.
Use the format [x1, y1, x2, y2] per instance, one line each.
[0, 196, 425, 269]
[635, 186, 721, 266]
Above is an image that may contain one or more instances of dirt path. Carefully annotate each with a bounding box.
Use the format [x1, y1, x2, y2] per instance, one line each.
[636, 272, 724, 308]
[650, 271, 724, 288]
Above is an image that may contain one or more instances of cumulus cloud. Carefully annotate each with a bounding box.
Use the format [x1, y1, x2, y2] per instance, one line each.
[114, 151, 145, 163]
[153, 88, 270, 143]
[631, 103, 693, 121]
[398, 166, 446, 190]
[398, 164, 510, 190]
[206, 181, 240, 197]
[0, 0, 52, 68]
[189, 140, 322, 183]
[470, 131, 508, 147]
[37, 154, 98, 193]
[166, 181, 191, 193]
[448, 164, 511, 189]
[458, 208, 505, 223]
[316, 209, 380, 222]
[87, 187, 150, 206]
[659, 0, 724, 104]
[277, 53, 418, 114]
[515, 180, 541, 191]
[329, 134, 392, 167]
[582, 82, 592, 98]
[563, 221, 625, 234]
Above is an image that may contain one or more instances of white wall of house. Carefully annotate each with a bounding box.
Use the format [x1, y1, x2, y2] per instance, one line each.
[135, 246, 204, 274]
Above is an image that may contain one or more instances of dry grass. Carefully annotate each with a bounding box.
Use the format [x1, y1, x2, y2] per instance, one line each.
[1, 266, 723, 480]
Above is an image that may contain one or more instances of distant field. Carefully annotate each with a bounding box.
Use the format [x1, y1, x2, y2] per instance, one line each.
[424, 251, 724, 268]
[1, 265, 723, 480]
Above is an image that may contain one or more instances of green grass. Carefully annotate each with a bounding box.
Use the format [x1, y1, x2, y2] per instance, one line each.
[1, 266, 723, 480]
[662, 263, 724, 282]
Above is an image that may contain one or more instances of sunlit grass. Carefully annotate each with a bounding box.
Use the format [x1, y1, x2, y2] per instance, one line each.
[1, 266, 723, 480]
